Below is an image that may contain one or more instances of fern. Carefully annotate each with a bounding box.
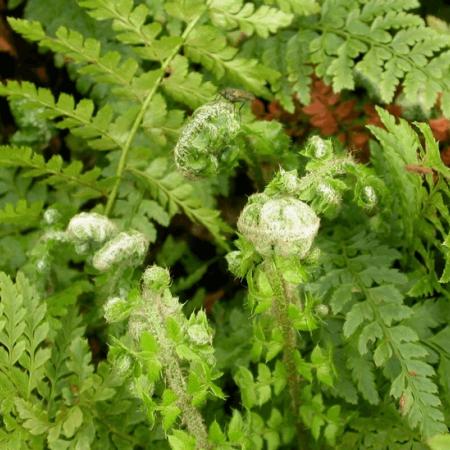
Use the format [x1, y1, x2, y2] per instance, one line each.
[208, 0, 293, 38]
[0, 82, 126, 151]
[0, 200, 43, 228]
[162, 55, 217, 109]
[0, 272, 51, 444]
[8, 19, 141, 101]
[262, 0, 450, 114]
[185, 25, 279, 96]
[1, 1, 449, 448]
[129, 158, 231, 249]
[313, 230, 447, 438]
[0, 146, 110, 200]
[368, 108, 450, 295]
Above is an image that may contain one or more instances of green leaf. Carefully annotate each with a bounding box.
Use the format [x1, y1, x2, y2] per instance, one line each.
[14, 398, 49, 435]
[162, 56, 217, 109]
[185, 25, 279, 97]
[208, 421, 226, 444]
[428, 434, 450, 450]
[128, 162, 231, 250]
[209, 0, 293, 38]
[62, 406, 83, 438]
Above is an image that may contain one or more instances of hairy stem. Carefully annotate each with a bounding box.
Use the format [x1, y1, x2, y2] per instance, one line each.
[266, 258, 307, 449]
[105, 8, 208, 216]
[142, 289, 210, 449]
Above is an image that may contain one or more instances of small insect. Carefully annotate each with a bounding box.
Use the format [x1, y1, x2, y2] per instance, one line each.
[219, 88, 255, 103]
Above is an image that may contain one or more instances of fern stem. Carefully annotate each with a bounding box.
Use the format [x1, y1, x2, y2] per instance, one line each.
[143, 289, 211, 449]
[105, 9, 208, 216]
[266, 258, 307, 449]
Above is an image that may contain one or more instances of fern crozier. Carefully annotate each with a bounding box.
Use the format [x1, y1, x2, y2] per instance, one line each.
[174, 99, 240, 178]
[92, 231, 148, 272]
[238, 194, 320, 258]
[67, 212, 117, 245]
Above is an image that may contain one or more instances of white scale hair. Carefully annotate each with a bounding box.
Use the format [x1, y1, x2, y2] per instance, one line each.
[66, 212, 117, 244]
[104, 296, 127, 323]
[43, 208, 61, 225]
[317, 182, 341, 205]
[309, 135, 328, 158]
[238, 195, 320, 258]
[92, 231, 148, 272]
[362, 185, 377, 207]
[174, 100, 240, 176]
[187, 324, 212, 345]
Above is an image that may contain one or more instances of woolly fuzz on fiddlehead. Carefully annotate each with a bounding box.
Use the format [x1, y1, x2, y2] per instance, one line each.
[267, 135, 385, 217]
[66, 212, 117, 254]
[237, 193, 320, 259]
[105, 266, 223, 449]
[92, 231, 148, 272]
[174, 99, 240, 178]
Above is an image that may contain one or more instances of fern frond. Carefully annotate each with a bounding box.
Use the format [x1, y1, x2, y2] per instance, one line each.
[368, 108, 450, 290]
[141, 93, 184, 147]
[128, 158, 231, 250]
[0, 272, 51, 401]
[208, 0, 293, 38]
[185, 25, 279, 96]
[0, 81, 126, 151]
[287, 0, 450, 112]
[162, 56, 217, 109]
[78, 0, 167, 59]
[0, 200, 43, 228]
[0, 146, 111, 200]
[316, 231, 447, 438]
[8, 19, 142, 101]
[266, 0, 320, 16]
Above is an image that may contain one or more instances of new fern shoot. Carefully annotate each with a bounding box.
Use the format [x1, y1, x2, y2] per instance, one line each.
[0, 0, 449, 449]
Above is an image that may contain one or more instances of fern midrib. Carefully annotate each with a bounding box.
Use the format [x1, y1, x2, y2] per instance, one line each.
[104, 7, 210, 216]
[145, 294, 210, 449]
[266, 259, 308, 450]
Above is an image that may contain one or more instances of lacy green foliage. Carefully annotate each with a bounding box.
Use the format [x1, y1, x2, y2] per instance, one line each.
[129, 158, 231, 249]
[0, 146, 110, 201]
[368, 108, 450, 295]
[1, 0, 450, 449]
[3, 0, 290, 249]
[0, 273, 149, 449]
[227, 126, 450, 447]
[312, 231, 446, 437]
[259, 0, 450, 113]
